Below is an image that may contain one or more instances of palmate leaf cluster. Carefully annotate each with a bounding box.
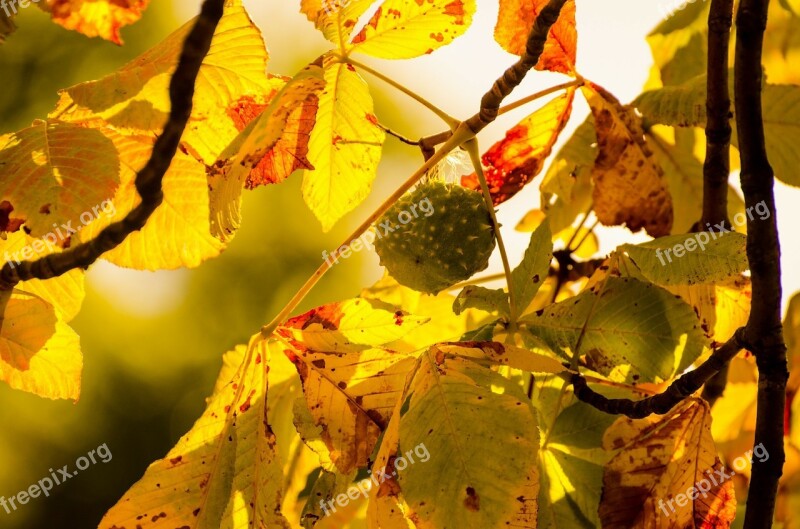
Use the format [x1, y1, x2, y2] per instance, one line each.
[1, 0, 799, 528]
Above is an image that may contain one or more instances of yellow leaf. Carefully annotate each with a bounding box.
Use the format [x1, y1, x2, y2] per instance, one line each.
[494, 0, 577, 75]
[42, 0, 149, 44]
[1, 231, 85, 321]
[100, 339, 290, 529]
[51, 4, 270, 166]
[0, 290, 82, 401]
[348, 0, 477, 59]
[302, 57, 384, 231]
[283, 339, 417, 474]
[583, 83, 674, 237]
[600, 399, 736, 528]
[278, 298, 429, 352]
[80, 134, 224, 270]
[0, 120, 120, 238]
[301, 0, 376, 51]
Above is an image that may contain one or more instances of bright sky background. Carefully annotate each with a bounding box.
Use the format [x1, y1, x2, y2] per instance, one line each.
[99, 0, 797, 315]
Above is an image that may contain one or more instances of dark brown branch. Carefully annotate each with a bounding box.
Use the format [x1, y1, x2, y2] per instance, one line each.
[0, 0, 225, 290]
[571, 329, 744, 418]
[701, 0, 735, 231]
[734, 0, 789, 527]
[698, 0, 735, 403]
[465, 0, 569, 135]
[700, 360, 730, 406]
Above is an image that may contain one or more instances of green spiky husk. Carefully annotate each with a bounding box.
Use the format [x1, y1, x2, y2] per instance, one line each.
[374, 181, 496, 294]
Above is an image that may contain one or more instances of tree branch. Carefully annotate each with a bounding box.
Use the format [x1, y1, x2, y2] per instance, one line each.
[701, 0, 734, 230]
[465, 0, 569, 135]
[698, 0, 735, 404]
[570, 329, 744, 418]
[734, 0, 790, 527]
[0, 0, 225, 290]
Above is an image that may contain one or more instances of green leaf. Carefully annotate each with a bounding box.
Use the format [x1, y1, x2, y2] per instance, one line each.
[635, 73, 707, 127]
[453, 285, 509, 318]
[397, 351, 540, 528]
[513, 220, 554, 313]
[619, 232, 748, 286]
[521, 277, 707, 383]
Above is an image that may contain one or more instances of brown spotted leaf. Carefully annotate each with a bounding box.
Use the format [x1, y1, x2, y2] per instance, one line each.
[600, 399, 737, 529]
[462, 88, 575, 205]
[99, 339, 290, 529]
[583, 83, 673, 237]
[494, 0, 577, 75]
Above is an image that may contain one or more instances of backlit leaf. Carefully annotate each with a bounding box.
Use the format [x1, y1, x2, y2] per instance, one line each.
[521, 277, 707, 383]
[0, 290, 82, 401]
[100, 339, 291, 529]
[0, 120, 119, 238]
[396, 349, 540, 528]
[619, 232, 748, 286]
[494, 0, 577, 75]
[583, 83, 673, 237]
[41, 0, 149, 44]
[349, 0, 477, 60]
[462, 89, 575, 205]
[302, 57, 385, 231]
[278, 297, 430, 352]
[52, 4, 270, 166]
[600, 399, 737, 529]
[79, 134, 224, 270]
[280, 331, 417, 473]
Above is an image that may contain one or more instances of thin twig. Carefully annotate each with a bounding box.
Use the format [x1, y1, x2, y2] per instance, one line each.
[0, 0, 225, 290]
[374, 122, 420, 146]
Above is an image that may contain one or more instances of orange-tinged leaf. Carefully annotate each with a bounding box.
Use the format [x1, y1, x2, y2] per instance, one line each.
[226, 85, 319, 190]
[302, 57, 385, 231]
[0, 120, 119, 239]
[494, 0, 577, 75]
[100, 339, 290, 529]
[600, 399, 737, 529]
[42, 0, 149, 44]
[462, 89, 575, 204]
[583, 83, 674, 237]
[209, 64, 325, 242]
[348, 0, 477, 59]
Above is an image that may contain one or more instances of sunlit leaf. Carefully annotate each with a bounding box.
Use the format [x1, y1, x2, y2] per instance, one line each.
[302, 57, 385, 231]
[396, 349, 540, 528]
[600, 399, 737, 528]
[100, 339, 291, 529]
[583, 83, 673, 237]
[79, 134, 224, 270]
[521, 277, 707, 383]
[349, 0, 477, 59]
[40, 0, 149, 44]
[52, 4, 270, 166]
[494, 0, 577, 75]
[462, 89, 575, 205]
[0, 120, 119, 238]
